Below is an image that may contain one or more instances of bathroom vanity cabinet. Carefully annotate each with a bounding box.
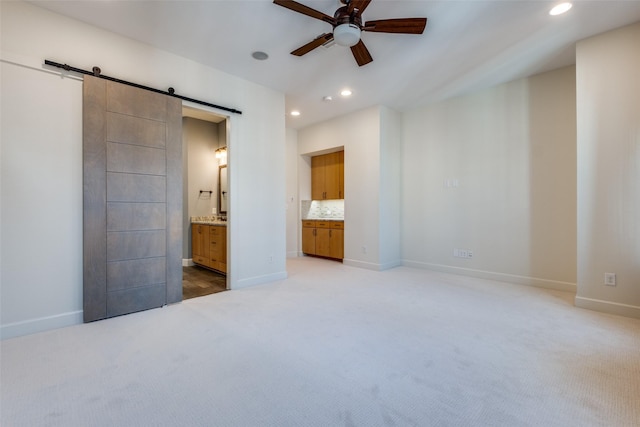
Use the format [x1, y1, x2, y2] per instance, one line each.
[192, 223, 227, 274]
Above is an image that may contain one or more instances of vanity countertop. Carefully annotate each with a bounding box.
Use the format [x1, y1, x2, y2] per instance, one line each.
[191, 216, 227, 226]
[302, 218, 344, 222]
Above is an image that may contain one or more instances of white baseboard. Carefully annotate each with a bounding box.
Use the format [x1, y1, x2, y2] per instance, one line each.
[402, 260, 577, 292]
[1, 310, 83, 340]
[232, 271, 288, 290]
[575, 296, 640, 319]
[343, 258, 400, 271]
[286, 251, 299, 258]
[183, 258, 194, 267]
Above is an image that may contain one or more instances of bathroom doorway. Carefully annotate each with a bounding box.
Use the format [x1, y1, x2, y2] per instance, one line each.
[181, 106, 229, 299]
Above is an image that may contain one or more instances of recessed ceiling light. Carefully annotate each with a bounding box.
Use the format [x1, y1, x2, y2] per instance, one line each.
[251, 51, 269, 60]
[290, 110, 301, 116]
[323, 96, 333, 102]
[341, 89, 352, 97]
[549, 3, 572, 16]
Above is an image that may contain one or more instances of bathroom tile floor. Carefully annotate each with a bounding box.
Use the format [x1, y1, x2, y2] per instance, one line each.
[182, 265, 227, 300]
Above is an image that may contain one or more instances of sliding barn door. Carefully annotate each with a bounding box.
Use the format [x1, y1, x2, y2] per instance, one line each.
[83, 75, 182, 322]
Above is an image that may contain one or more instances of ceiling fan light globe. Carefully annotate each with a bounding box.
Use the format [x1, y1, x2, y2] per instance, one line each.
[333, 23, 361, 47]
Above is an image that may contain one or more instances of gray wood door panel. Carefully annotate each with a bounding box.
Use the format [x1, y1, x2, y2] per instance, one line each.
[165, 99, 183, 304]
[107, 285, 166, 318]
[106, 142, 166, 176]
[107, 230, 166, 261]
[83, 77, 108, 321]
[83, 76, 182, 322]
[107, 83, 167, 121]
[106, 173, 166, 203]
[107, 258, 166, 292]
[107, 112, 166, 148]
[107, 202, 166, 231]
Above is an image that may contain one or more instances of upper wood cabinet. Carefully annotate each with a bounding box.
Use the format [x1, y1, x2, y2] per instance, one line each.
[311, 151, 344, 200]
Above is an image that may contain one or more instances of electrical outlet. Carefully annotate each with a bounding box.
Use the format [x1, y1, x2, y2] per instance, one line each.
[454, 248, 473, 259]
[212, 208, 217, 214]
[604, 273, 616, 286]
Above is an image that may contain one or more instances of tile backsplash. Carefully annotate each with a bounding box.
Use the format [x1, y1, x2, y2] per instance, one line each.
[301, 199, 344, 220]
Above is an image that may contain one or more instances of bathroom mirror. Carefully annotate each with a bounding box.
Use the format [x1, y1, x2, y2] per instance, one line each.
[219, 165, 227, 215]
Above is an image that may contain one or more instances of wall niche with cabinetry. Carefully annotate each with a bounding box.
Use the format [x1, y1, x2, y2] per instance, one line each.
[302, 149, 345, 261]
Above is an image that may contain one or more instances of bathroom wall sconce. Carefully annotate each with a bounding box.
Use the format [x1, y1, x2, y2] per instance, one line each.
[215, 146, 227, 165]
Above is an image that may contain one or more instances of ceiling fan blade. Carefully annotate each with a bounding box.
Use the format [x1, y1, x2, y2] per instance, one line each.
[291, 33, 334, 56]
[348, 0, 372, 15]
[273, 0, 336, 25]
[350, 40, 373, 66]
[363, 18, 427, 34]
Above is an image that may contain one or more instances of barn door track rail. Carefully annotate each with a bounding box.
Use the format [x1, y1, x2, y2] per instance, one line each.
[44, 59, 242, 115]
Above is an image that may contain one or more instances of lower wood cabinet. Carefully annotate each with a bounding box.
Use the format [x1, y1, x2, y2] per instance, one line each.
[302, 220, 344, 260]
[192, 224, 227, 274]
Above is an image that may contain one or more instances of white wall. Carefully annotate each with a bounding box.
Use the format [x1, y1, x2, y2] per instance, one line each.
[402, 66, 577, 290]
[285, 128, 299, 258]
[0, 1, 286, 338]
[379, 107, 402, 268]
[575, 22, 640, 318]
[185, 118, 221, 220]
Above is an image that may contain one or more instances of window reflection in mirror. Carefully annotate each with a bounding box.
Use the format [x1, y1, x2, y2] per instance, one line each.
[219, 165, 227, 215]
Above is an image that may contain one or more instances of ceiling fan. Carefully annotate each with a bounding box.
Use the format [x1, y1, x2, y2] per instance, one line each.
[273, 0, 427, 66]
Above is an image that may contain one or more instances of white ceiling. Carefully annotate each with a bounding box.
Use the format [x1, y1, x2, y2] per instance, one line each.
[31, 0, 640, 129]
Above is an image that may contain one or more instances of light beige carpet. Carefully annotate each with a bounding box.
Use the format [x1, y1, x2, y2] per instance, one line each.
[1, 257, 639, 426]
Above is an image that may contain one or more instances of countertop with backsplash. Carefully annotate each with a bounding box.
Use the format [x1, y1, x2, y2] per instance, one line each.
[191, 216, 227, 226]
[301, 199, 344, 221]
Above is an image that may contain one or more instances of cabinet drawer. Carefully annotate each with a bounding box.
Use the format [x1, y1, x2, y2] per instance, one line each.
[210, 225, 224, 235]
[317, 221, 343, 229]
[302, 220, 316, 228]
[193, 255, 208, 265]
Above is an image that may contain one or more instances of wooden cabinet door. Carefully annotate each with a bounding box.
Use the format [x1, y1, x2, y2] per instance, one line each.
[192, 224, 210, 265]
[324, 152, 340, 199]
[311, 151, 344, 200]
[315, 228, 332, 257]
[311, 155, 325, 200]
[302, 226, 316, 255]
[329, 229, 344, 259]
[338, 150, 344, 199]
